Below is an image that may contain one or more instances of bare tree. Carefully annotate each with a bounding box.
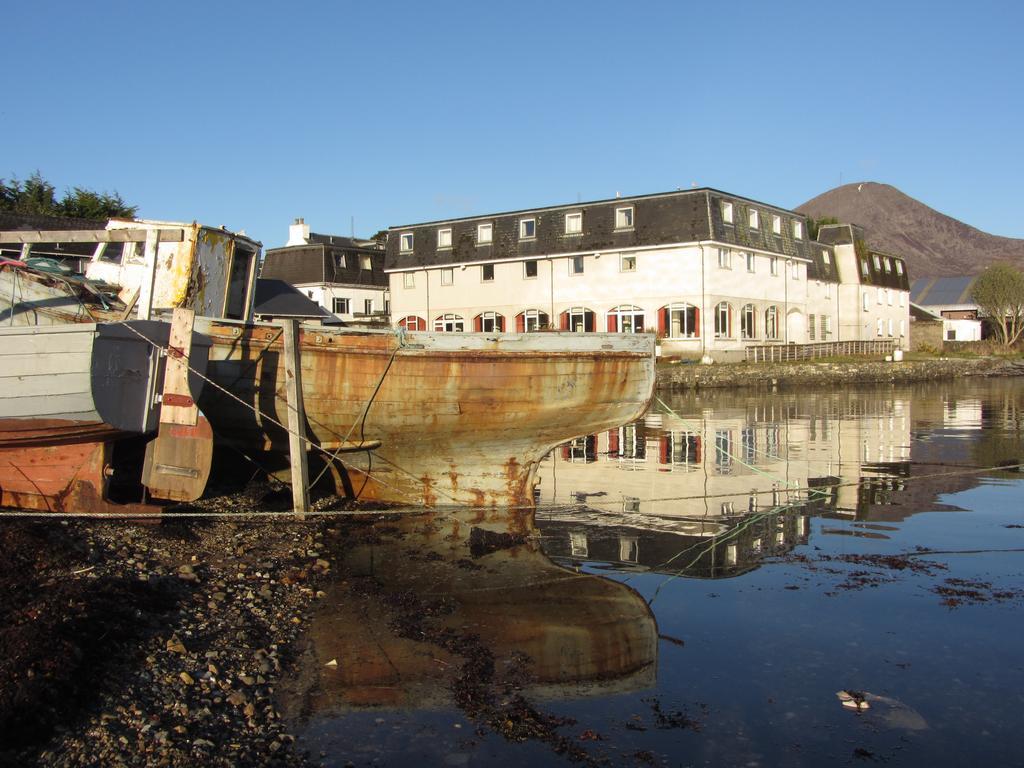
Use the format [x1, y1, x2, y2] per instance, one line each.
[971, 264, 1024, 346]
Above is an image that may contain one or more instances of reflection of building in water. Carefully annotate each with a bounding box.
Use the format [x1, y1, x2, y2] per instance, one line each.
[537, 505, 812, 579]
[943, 398, 983, 430]
[537, 392, 912, 520]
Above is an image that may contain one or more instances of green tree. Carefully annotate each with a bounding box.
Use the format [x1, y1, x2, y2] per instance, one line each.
[971, 264, 1024, 347]
[59, 186, 136, 219]
[0, 171, 137, 219]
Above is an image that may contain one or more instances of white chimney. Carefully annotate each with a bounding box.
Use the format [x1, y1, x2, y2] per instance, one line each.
[287, 217, 310, 246]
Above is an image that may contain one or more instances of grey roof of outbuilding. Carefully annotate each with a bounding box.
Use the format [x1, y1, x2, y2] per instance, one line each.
[252, 279, 332, 318]
[910, 302, 943, 321]
[910, 276, 979, 306]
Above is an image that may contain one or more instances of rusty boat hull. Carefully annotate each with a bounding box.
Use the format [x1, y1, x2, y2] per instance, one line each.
[197, 320, 657, 508]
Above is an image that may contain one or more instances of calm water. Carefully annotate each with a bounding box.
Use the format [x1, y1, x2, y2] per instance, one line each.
[284, 378, 1024, 767]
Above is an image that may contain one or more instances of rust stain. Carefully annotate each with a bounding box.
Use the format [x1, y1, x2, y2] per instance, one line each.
[1, 435, 161, 516]
[420, 474, 437, 508]
[200, 324, 655, 508]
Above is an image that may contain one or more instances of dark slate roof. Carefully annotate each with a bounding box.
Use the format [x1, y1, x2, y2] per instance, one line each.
[818, 224, 910, 290]
[385, 188, 820, 271]
[0, 212, 111, 262]
[816, 223, 866, 246]
[0, 212, 108, 231]
[805, 243, 840, 283]
[910, 276, 979, 306]
[261, 241, 388, 288]
[308, 233, 378, 249]
[252, 279, 332, 318]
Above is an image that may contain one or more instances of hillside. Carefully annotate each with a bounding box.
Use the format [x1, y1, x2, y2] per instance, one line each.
[797, 182, 1024, 278]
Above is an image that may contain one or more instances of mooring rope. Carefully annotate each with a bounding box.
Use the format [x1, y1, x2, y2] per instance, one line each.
[0, 501, 584, 521]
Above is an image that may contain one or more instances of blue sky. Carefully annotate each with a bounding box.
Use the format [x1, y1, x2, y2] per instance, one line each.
[3, 0, 1021, 248]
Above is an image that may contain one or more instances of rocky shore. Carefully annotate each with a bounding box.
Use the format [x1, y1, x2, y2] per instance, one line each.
[656, 356, 1023, 391]
[0, 487, 353, 767]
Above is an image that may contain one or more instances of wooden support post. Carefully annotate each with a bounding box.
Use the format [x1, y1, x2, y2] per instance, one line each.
[138, 229, 160, 321]
[282, 319, 310, 517]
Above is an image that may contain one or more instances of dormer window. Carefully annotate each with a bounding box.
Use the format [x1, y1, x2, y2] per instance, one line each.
[872, 254, 881, 270]
[792, 220, 803, 240]
[477, 223, 493, 244]
[399, 232, 414, 252]
[519, 218, 536, 240]
[615, 206, 634, 230]
[883, 258, 891, 273]
[896, 261, 904, 276]
[772, 215, 781, 234]
[437, 228, 452, 249]
[565, 212, 583, 234]
[360, 255, 371, 270]
[722, 202, 734, 224]
[823, 251, 831, 265]
[748, 209, 759, 229]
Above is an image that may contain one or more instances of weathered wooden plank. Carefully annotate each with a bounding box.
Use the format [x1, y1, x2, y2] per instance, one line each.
[159, 308, 198, 426]
[0, 229, 184, 244]
[0, 371, 91, 398]
[0, 327, 96, 355]
[1, 352, 92, 377]
[1, 393, 96, 419]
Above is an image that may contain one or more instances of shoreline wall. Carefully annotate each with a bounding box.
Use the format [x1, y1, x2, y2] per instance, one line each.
[656, 357, 1020, 391]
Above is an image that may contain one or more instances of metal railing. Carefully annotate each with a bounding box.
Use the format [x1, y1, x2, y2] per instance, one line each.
[744, 339, 897, 362]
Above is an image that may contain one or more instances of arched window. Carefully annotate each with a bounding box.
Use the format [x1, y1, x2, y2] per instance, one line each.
[433, 313, 465, 332]
[765, 306, 780, 340]
[740, 304, 757, 339]
[714, 302, 732, 339]
[515, 309, 549, 332]
[608, 305, 645, 333]
[473, 311, 505, 332]
[559, 307, 595, 332]
[397, 315, 426, 331]
[658, 303, 700, 338]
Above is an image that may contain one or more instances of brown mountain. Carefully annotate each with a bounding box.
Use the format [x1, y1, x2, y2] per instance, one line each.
[796, 182, 1024, 278]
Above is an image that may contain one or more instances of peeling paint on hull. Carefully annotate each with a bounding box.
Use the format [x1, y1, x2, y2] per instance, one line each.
[198, 323, 656, 508]
[0, 419, 158, 514]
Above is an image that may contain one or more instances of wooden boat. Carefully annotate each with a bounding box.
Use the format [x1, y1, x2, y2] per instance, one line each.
[0, 221, 256, 513]
[0, 220, 656, 512]
[195, 319, 655, 507]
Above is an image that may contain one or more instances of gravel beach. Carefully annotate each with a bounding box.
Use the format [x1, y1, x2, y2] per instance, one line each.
[0, 488, 351, 767]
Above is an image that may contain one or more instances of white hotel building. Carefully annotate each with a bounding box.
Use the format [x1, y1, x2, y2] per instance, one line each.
[385, 189, 910, 358]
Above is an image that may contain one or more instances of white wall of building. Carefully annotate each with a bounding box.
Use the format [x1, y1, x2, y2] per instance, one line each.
[296, 283, 389, 321]
[389, 239, 909, 352]
[942, 318, 982, 342]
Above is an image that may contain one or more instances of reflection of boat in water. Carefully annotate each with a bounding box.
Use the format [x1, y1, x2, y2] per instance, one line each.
[285, 508, 658, 712]
[1, 221, 656, 512]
